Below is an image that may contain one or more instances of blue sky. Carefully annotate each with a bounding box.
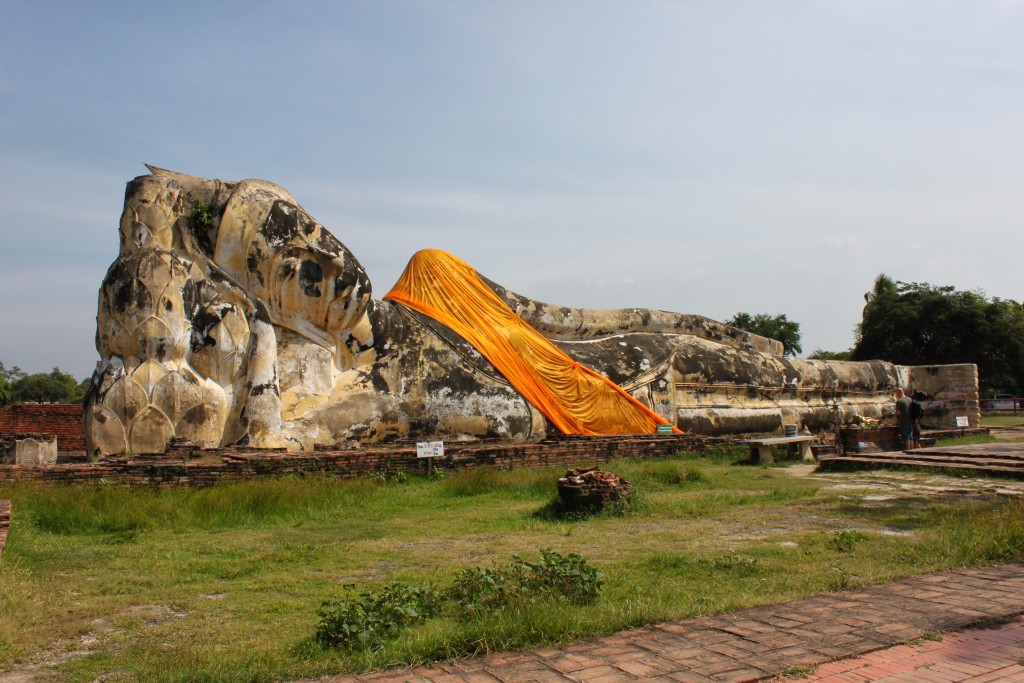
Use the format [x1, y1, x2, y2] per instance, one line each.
[2, 1, 1023, 379]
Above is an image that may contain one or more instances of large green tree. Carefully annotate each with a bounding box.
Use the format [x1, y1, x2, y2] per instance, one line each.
[0, 361, 24, 407]
[852, 274, 1024, 394]
[725, 312, 802, 356]
[15, 367, 87, 404]
[0, 363, 88, 405]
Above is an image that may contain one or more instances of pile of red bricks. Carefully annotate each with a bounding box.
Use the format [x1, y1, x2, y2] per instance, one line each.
[0, 434, 733, 488]
[0, 403, 85, 452]
[557, 467, 632, 510]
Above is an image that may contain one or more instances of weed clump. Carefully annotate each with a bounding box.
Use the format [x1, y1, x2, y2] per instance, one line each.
[830, 529, 868, 553]
[447, 548, 602, 616]
[314, 548, 602, 650]
[315, 582, 442, 649]
[370, 467, 410, 484]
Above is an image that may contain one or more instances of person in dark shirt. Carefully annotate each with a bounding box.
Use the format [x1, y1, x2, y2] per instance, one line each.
[910, 392, 924, 448]
[895, 388, 914, 450]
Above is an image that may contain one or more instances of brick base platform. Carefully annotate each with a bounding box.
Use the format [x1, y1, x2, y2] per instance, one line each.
[0, 434, 739, 487]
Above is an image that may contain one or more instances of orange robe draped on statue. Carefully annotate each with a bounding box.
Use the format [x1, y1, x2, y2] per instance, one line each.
[384, 249, 680, 436]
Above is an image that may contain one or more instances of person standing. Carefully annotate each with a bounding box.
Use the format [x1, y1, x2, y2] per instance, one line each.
[911, 392, 924, 448]
[895, 388, 914, 450]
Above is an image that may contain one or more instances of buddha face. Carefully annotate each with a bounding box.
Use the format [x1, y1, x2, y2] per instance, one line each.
[212, 180, 372, 344]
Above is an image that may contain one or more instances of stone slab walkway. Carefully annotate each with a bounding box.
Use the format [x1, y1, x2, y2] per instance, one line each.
[782, 616, 1024, 682]
[309, 562, 1024, 683]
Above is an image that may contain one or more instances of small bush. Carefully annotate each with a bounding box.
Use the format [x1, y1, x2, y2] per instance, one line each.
[315, 549, 602, 650]
[315, 582, 442, 649]
[830, 530, 868, 553]
[370, 468, 410, 484]
[447, 548, 602, 617]
[189, 200, 214, 230]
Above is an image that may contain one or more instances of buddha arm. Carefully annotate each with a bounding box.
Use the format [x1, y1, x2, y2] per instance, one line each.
[478, 276, 783, 356]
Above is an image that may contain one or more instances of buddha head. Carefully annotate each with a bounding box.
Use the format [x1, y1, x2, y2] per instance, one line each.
[119, 168, 374, 349]
[208, 178, 372, 346]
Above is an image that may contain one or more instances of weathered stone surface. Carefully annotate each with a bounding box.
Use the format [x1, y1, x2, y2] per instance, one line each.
[14, 434, 57, 465]
[905, 364, 980, 429]
[84, 167, 979, 455]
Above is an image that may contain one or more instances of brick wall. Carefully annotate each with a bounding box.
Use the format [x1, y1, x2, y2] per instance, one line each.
[0, 426, 990, 488]
[0, 434, 736, 487]
[0, 404, 85, 452]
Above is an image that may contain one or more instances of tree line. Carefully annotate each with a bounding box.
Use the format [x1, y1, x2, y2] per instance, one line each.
[725, 274, 1024, 396]
[850, 275, 1024, 395]
[0, 362, 90, 407]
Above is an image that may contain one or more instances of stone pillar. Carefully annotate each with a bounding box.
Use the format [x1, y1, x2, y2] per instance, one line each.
[905, 364, 980, 429]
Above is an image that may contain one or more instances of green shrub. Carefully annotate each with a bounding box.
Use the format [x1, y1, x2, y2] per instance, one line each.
[447, 548, 602, 617]
[830, 530, 868, 553]
[315, 549, 602, 650]
[189, 200, 215, 233]
[370, 467, 410, 484]
[315, 581, 442, 649]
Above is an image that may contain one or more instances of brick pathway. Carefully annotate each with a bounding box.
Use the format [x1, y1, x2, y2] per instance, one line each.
[785, 617, 1024, 682]
[308, 562, 1024, 683]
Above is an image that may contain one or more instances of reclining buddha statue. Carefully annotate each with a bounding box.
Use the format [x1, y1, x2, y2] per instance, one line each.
[85, 166, 902, 455]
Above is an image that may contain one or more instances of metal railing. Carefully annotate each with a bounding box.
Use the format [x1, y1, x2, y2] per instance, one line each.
[980, 397, 1021, 412]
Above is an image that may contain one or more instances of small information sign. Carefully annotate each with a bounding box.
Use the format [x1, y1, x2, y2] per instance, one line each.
[955, 416, 970, 428]
[656, 424, 673, 435]
[416, 441, 445, 458]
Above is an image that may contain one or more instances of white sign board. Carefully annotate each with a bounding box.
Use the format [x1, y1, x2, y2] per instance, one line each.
[416, 441, 445, 458]
[955, 416, 970, 428]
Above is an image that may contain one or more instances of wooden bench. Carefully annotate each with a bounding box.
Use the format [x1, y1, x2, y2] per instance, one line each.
[740, 435, 817, 465]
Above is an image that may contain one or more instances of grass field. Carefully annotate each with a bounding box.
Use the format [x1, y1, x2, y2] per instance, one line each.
[2, 446, 1024, 682]
[981, 411, 1024, 428]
